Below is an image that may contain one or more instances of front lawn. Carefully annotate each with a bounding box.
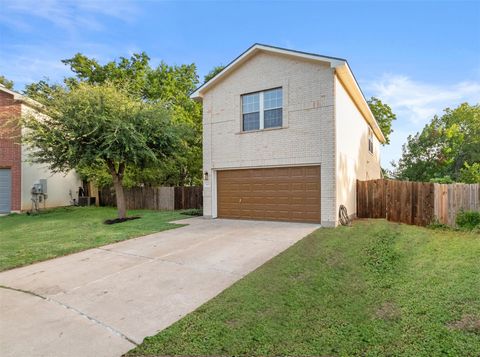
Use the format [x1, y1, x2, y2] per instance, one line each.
[0, 206, 187, 271]
[128, 220, 480, 357]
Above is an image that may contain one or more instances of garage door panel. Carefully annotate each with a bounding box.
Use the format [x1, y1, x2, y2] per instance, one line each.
[306, 182, 320, 191]
[305, 166, 320, 176]
[217, 166, 320, 223]
[289, 167, 307, 177]
[291, 197, 320, 205]
[291, 182, 306, 191]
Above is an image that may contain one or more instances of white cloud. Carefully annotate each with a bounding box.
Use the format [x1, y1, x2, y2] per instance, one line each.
[366, 74, 480, 125]
[365, 74, 480, 169]
[0, 0, 138, 32]
[0, 42, 122, 90]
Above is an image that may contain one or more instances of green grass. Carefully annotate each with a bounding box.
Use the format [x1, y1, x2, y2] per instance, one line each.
[128, 220, 480, 357]
[0, 206, 187, 271]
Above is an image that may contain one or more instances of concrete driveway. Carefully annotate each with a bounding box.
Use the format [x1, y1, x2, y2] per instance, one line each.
[0, 217, 319, 357]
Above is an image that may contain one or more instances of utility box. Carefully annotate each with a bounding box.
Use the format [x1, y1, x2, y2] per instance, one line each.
[33, 179, 47, 194]
[39, 179, 47, 194]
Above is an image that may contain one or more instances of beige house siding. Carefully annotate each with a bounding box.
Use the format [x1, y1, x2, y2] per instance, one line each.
[335, 75, 381, 218]
[20, 104, 82, 210]
[202, 52, 338, 226]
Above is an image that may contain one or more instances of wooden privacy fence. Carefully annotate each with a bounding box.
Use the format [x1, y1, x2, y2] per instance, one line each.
[434, 183, 480, 226]
[357, 179, 480, 227]
[99, 186, 202, 210]
[174, 186, 203, 210]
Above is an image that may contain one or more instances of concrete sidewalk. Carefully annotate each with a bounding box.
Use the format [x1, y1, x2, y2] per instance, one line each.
[0, 217, 319, 357]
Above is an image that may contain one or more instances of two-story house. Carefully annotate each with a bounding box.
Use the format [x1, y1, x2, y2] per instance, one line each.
[0, 84, 82, 213]
[192, 44, 385, 226]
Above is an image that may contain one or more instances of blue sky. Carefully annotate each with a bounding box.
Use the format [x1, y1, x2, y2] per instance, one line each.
[1, 0, 479, 168]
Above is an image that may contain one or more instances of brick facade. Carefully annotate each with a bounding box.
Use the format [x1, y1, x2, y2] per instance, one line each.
[0, 90, 22, 211]
[199, 47, 383, 227]
[202, 51, 337, 226]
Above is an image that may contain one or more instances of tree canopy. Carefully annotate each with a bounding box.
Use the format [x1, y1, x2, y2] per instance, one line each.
[367, 97, 396, 145]
[393, 103, 480, 183]
[24, 53, 202, 187]
[0, 75, 14, 90]
[203, 65, 225, 83]
[22, 82, 179, 218]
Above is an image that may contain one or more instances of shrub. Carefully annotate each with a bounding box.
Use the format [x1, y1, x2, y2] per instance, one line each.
[456, 210, 480, 230]
[429, 176, 454, 184]
[428, 218, 450, 230]
[181, 208, 203, 216]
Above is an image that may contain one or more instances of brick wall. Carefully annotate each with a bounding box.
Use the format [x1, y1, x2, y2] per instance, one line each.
[0, 90, 22, 211]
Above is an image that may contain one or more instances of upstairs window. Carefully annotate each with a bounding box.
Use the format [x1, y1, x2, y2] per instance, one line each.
[242, 88, 282, 131]
[242, 92, 260, 131]
[368, 128, 374, 154]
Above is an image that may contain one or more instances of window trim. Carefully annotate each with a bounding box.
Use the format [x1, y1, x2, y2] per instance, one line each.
[241, 87, 282, 132]
[259, 92, 264, 130]
[368, 128, 374, 155]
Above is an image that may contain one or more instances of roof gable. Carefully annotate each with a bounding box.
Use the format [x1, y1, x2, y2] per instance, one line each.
[191, 44, 385, 143]
[191, 43, 345, 99]
[0, 84, 43, 110]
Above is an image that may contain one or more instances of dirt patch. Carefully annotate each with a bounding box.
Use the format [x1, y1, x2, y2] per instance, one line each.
[104, 216, 141, 225]
[225, 319, 240, 328]
[325, 251, 345, 268]
[447, 314, 480, 334]
[375, 302, 401, 321]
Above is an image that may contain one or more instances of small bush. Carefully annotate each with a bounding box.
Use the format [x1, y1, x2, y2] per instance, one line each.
[429, 176, 454, 184]
[181, 208, 203, 216]
[456, 210, 480, 230]
[428, 218, 450, 230]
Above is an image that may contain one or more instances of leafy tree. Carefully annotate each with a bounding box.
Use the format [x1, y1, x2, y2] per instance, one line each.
[367, 97, 396, 145]
[0, 75, 14, 90]
[25, 52, 203, 187]
[460, 162, 480, 183]
[204, 65, 225, 83]
[62, 52, 150, 97]
[429, 176, 454, 184]
[394, 103, 480, 182]
[24, 79, 65, 104]
[21, 83, 178, 218]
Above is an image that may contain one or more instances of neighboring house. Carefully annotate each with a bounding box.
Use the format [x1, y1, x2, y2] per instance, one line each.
[192, 44, 385, 226]
[0, 84, 82, 213]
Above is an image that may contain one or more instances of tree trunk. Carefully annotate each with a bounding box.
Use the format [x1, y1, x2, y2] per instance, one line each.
[107, 161, 127, 219]
[113, 175, 126, 219]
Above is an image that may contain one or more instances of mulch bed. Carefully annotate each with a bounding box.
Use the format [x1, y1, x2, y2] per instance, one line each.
[104, 216, 141, 225]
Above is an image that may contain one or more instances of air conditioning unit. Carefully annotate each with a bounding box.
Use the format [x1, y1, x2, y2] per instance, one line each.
[32, 179, 47, 194]
[30, 179, 48, 213]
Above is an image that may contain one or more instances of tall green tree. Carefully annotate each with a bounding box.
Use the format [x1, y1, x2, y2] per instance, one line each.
[24, 53, 202, 187]
[367, 97, 396, 145]
[62, 52, 151, 97]
[203, 65, 225, 83]
[22, 83, 178, 218]
[460, 162, 480, 183]
[393, 103, 480, 182]
[0, 75, 14, 90]
[24, 79, 65, 104]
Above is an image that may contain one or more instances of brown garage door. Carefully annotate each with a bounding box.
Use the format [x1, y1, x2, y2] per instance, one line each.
[217, 166, 320, 223]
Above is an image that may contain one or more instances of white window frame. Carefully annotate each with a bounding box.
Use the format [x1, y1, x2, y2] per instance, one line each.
[242, 88, 282, 132]
[259, 92, 265, 130]
[368, 128, 374, 154]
